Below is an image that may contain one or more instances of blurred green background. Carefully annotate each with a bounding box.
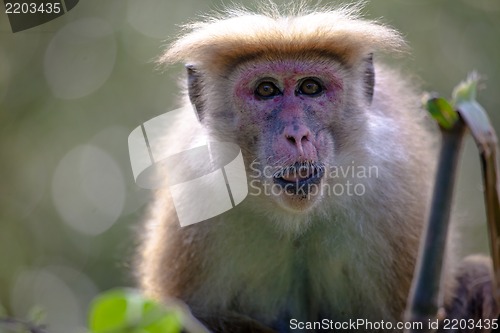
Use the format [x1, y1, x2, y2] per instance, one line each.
[0, 0, 499, 332]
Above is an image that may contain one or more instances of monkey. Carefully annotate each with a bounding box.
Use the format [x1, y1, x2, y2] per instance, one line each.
[135, 3, 498, 332]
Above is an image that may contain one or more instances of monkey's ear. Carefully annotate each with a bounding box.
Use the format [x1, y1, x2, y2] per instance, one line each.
[186, 64, 204, 121]
[363, 53, 375, 104]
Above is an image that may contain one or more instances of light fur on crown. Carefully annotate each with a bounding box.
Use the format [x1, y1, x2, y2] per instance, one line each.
[158, 2, 406, 72]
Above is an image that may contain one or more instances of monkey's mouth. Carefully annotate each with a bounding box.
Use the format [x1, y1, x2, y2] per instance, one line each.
[273, 162, 325, 195]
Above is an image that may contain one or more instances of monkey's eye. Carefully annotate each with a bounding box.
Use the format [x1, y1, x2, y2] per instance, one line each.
[298, 78, 323, 96]
[255, 81, 280, 98]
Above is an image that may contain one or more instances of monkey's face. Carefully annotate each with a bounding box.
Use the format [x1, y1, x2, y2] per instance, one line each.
[224, 58, 358, 213]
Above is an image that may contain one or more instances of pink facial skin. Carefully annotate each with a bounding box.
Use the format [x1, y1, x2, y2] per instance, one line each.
[232, 59, 344, 169]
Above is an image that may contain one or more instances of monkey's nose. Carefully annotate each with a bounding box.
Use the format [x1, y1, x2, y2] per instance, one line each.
[284, 126, 311, 155]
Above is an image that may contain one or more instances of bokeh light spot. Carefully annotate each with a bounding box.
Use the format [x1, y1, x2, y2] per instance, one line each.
[52, 144, 125, 235]
[10, 268, 84, 333]
[44, 17, 117, 99]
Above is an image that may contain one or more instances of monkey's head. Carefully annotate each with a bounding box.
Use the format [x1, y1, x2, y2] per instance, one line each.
[161, 6, 406, 214]
[228, 57, 352, 213]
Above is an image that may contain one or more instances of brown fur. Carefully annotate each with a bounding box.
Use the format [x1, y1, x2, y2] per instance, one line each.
[161, 4, 406, 72]
[137, 4, 498, 332]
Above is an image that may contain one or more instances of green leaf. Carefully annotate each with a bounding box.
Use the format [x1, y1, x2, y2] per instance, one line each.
[452, 72, 479, 104]
[424, 94, 459, 129]
[89, 289, 130, 333]
[453, 72, 496, 149]
[139, 299, 182, 333]
[89, 289, 184, 333]
[143, 311, 182, 333]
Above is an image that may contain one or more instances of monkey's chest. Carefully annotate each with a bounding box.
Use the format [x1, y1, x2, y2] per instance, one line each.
[202, 234, 394, 331]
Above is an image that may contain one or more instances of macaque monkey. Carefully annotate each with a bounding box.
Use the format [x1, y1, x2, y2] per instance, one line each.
[136, 4, 498, 332]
